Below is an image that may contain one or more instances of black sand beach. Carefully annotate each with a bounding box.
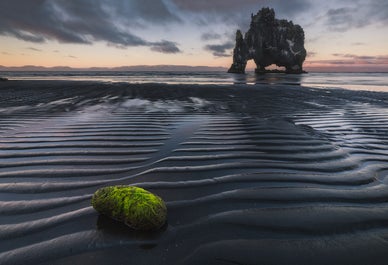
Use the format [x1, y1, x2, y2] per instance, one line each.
[1, 80, 388, 264]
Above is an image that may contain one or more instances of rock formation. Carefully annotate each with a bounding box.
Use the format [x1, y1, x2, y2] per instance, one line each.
[92, 186, 167, 231]
[228, 8, 307, 74]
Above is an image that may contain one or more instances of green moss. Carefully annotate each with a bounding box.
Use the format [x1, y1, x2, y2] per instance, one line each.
[92, 186, 167, 231]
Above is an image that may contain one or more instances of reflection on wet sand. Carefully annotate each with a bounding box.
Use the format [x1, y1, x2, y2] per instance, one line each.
[1, 81, 388, 265]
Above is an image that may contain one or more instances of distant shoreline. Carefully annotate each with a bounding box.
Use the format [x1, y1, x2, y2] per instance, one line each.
[1, 65, 387, 73]
[1, 70, 388, 74]
[0, 65, 228, 72]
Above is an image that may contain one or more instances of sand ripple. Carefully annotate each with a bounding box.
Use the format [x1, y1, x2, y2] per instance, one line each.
[1, 81, 388, 264]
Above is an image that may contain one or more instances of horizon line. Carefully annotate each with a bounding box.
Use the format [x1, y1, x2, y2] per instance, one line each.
[0, 64, 387, 73]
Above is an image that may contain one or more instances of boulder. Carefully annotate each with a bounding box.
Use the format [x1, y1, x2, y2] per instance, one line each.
[92, 186, 167, 231]
[228, 8, 307, 74]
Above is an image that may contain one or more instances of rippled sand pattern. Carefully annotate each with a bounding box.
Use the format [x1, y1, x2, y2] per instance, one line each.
[1, 81, 388, 265]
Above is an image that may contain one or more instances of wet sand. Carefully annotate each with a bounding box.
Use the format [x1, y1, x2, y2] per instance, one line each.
[1, 80, 388, 264]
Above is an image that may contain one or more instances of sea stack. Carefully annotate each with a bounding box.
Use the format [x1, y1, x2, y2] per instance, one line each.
[228, 8, 307, 74]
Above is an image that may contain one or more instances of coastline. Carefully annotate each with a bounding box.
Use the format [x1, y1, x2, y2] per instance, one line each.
[1, 80, 388, 264]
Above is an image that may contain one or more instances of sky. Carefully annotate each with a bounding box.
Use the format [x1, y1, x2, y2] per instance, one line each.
[0, 0, 387, 72]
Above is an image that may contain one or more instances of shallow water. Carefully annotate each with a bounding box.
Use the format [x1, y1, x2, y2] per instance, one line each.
[1, 81, 388, 264]
[1, 71, 388, 91]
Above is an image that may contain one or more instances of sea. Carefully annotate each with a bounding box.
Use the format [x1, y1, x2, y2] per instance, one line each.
[1, 71, 388, 92]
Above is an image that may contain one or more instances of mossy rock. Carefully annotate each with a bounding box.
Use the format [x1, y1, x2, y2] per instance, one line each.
[92, 186, 167, 231]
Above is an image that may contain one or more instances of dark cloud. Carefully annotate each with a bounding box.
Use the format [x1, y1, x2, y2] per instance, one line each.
[201, 32, 222, 41]
[326, 8, 351, 27]
[172, 0, 260, 12]
[265, 0, 313, 18]
[171, 0, 313, 37]
[324, 7, 365, 32]
[324, 1, 388, 32]
[0, 0, 180, 53]
[204, 42, 234, 57]
[0, 0, 89, 44]
[150, 40, 181, 54]
[3, 30, 45, 43]
[172, 0, 310, 15]
[369, 0, 388, 24]
[113, 0, 180, 24]
[172, 0, 312, 20]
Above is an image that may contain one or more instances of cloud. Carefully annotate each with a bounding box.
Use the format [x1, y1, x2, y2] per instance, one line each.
[0, 0, 181, 53]
[368, 0, 388, 25]
[201, 32, 222, 41]
[171, 0, 260, 12]
[307, 54, 388, 68]
[320, 60, 356, 65]
[26, 47, 42, 52]
[112, 0, 181, 24]
[264, 0, 313, 18]
[171, 0, 313, 28]
[150, 40, 181, 54]
[204, 42, 234, 57]
[324, 7, 365, 32]
[195, 1, 312, 58]
[2, 0, 386, 61]
[171, 0, 313, 39]
[331, 54, 388, 64]
[3, 30, 46, 43]
[323, 1, 388, 32]
[351, 42, 365, 46]
[171, 0, 311, 15]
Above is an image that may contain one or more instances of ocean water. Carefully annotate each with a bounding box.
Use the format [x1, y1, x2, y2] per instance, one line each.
[1, 71, 388, 92]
